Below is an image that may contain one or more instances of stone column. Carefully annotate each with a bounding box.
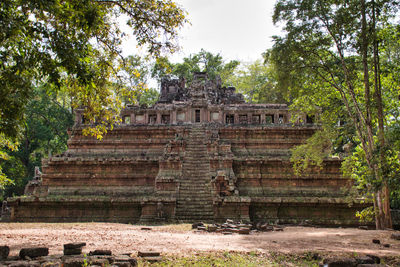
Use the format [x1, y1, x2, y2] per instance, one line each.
[172, 110, 177, 124]
[234, 113, 239, 124]
[131, 113, 136, 124]
[274, 113, 279, 124]
[261, 114, 265, 124]
[156, 112, 161, 124]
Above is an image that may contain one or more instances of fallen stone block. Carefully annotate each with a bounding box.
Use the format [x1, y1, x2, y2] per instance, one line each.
[8, 260, 40, 267]
[63, 242, 86, 249]
[63, 248, 82, 256]
[356, 256, 375, 264]
[113, 255, 137, 267]
[19, 247, 49, 259]
[89, 250, 112, 256]
[323, 257, 357, 267]
[88, 257, 109, 265]
[138, 251, 160, 257]
[207, 225, 217, 232]
[62, 257, 85, 267]
[0, 245, 10, 260]
[390, 233, 400, 240]
[365, 254, 380, 264]
[238, 228, 250, 235]
[191, 222, 204, 229]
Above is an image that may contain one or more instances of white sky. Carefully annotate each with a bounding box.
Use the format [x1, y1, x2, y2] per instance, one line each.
[122, 0, 281, 64]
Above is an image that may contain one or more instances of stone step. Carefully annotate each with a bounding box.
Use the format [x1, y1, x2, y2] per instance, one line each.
[175, 213, 214, 217]
[177, 197, 213, 201]
[176, 203, 213, 206]
[175, 209, 213, 213]
[175, 208, 213, 212]
[175, 127, 213, 221]
[175, 216, 214, 220]
[179, 186, 210, 190]
[178, 195, 211, 198]
[178, 192, 211, 196]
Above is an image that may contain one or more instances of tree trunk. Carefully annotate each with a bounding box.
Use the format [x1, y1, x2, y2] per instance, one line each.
[371, 0, 392, 229]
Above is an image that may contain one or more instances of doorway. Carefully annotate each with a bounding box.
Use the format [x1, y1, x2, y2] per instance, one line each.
[195, 109, 201, 123]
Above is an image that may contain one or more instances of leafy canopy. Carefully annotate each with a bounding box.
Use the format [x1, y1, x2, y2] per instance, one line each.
[0, 0, 187, 140]
[151, 49, 240, 85]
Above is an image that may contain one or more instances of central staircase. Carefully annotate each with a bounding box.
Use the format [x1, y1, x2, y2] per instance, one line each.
[175, 125, 214, 221]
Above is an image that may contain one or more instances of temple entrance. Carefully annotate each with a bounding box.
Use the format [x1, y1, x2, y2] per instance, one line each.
[195, 109, 201, 123]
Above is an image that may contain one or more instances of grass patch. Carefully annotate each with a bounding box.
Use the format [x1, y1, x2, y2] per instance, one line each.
[137, 251, 321, 267]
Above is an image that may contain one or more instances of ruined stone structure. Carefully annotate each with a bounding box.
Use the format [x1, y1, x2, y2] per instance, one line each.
[7, 73, 365, 225]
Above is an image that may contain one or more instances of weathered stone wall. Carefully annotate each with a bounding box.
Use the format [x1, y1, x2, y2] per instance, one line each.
[217, 126, 362, 225]
[6, 124, 366, 225]
[10, 199, 142, 223]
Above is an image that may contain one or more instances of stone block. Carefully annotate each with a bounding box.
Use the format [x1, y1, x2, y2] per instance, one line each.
[89, 250, 112, 256]
[19, 247, 49, 259]
[0, 245, 10, 260]
[137, 251, 160, 257]
[63, 242, 86, 249]
[8, 260, 40, 267]
[63, 248, 82, 256]
[390, 233, 400, 240]
[62, 257, 85, 267]
[322, 257, 357, 267]
[238, 228, 250, 235]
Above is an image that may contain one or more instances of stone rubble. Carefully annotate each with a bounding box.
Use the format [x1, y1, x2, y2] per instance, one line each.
[390, 232, 400, 240]
[0, 245, 140, 267]
[192, 219, 285, 234]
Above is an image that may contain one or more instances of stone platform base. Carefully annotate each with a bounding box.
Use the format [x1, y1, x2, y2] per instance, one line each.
[6, 196, 369, 226]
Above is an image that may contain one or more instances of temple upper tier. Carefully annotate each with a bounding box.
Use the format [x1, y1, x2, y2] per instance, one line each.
[74, 72, 312, 126]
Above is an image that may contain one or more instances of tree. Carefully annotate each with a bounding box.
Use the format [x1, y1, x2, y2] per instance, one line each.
[0, 0, 187, 139]
[0, 0, 187, 186]
[269, 0, 400, 229]
[228, 60, 287, 104]
[151, 49, 240, 85]
[1, 86, 73, 199]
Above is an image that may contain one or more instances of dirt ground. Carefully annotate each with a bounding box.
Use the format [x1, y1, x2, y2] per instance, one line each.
[1, 223, 399, 257]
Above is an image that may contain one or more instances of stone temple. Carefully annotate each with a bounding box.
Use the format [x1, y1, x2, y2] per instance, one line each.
[7, 72, 365, 225]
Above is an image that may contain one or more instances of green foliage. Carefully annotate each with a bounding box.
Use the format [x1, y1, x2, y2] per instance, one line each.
[270, 0, 400, 225]
[0, 0, 187, 141]
[291, 129, 334, 175]
[228, 60, 287, 104]
[356, 206, 375, 223]
[139, 88, 160, 106]
[0, 134, 18, 190]
[137, 251, 320, 267]
[1, 86, 73, 199]
[151, 49, 240, 85]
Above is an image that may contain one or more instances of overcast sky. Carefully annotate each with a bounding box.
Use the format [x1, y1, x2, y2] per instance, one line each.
[122, 0, 281, 64]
